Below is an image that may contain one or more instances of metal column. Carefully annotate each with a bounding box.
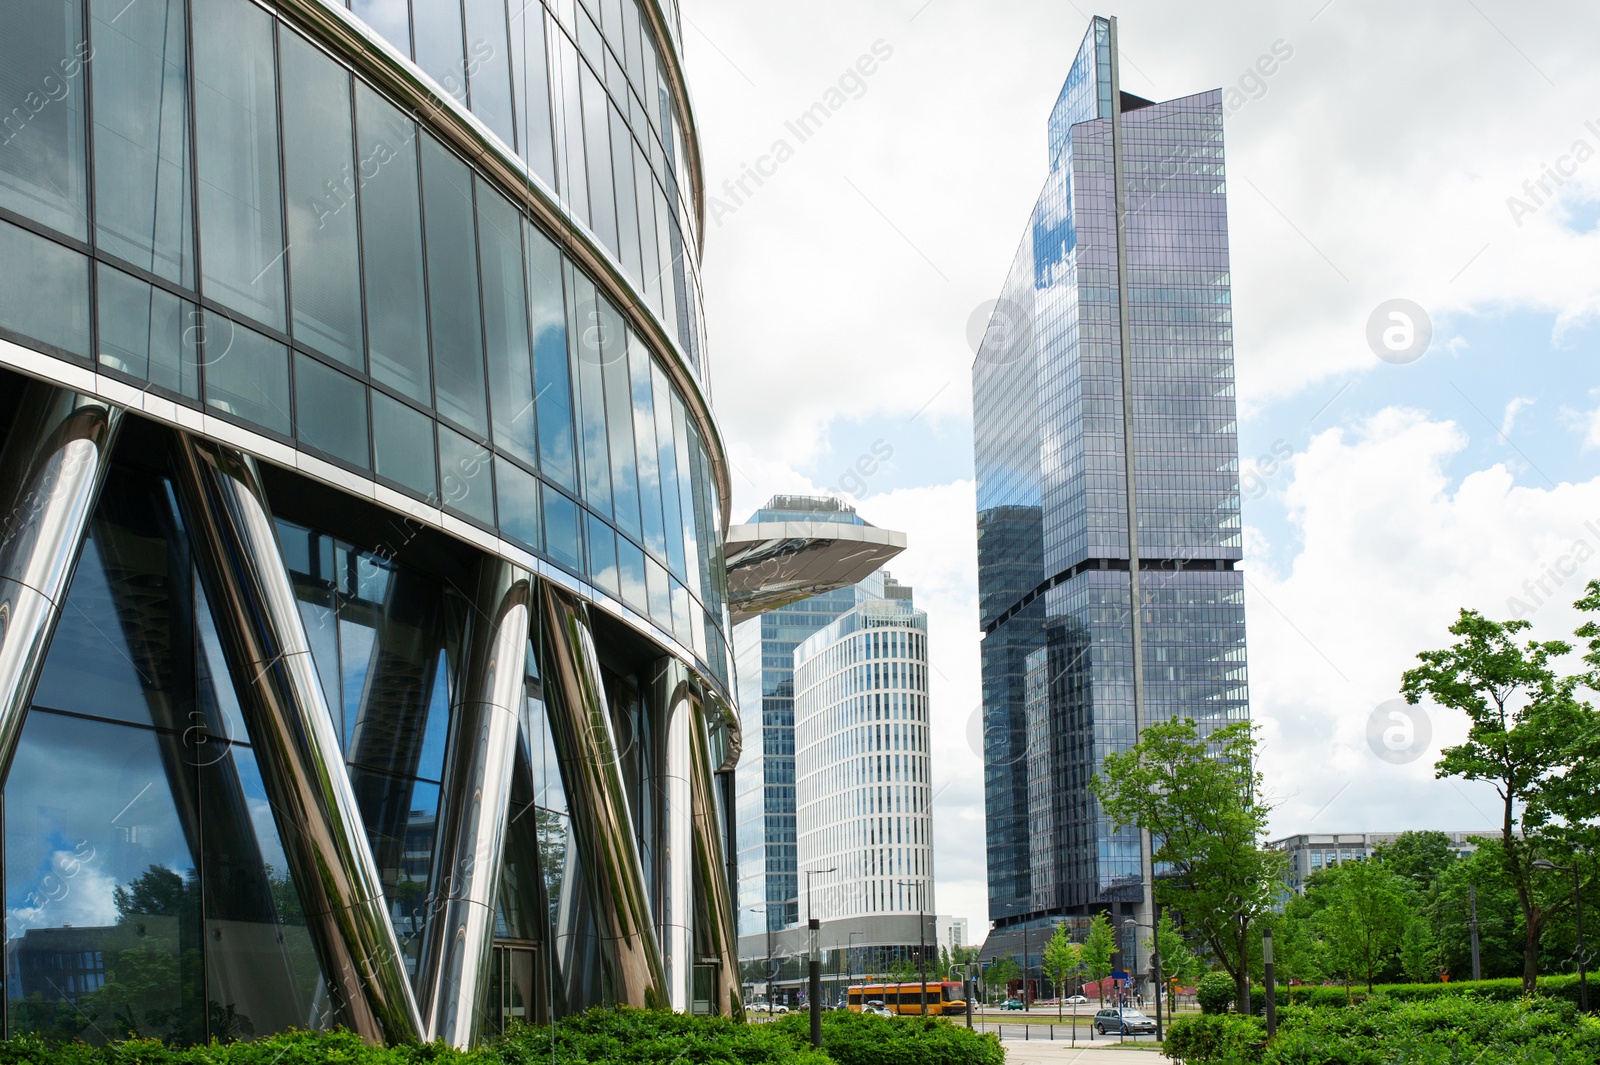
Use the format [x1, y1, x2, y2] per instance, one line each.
[538, 583, 666, 1008]
[0, 384, 121, 785]
[690, 691, 744, 1019]
[654, 659, 696, 1012]
[168, 433, 424, 1044]
[417, 559, 533, 1047]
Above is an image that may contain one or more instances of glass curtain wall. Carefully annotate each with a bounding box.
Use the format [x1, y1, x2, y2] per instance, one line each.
[0, 0, 728, 690]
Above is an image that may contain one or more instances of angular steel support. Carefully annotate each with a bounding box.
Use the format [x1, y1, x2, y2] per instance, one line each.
[0, 384, 121, 787]
[417, 558, 532, 1047]
[539, 583, 666, 1007]
[168, 433, 424, 1044]
[653, 659, 695, 1012]
[690, 689, 744, 1019]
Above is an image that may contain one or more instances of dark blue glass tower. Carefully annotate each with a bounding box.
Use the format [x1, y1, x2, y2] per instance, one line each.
[972, 16, 1250, 934]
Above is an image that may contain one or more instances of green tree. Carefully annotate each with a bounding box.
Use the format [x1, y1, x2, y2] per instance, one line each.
[1146, 910, 1197, 1013]
[1399, 915, 1440, 983]
[1271, 910, 1327, 1003]
[1371, 830, 1460, 883]
[1316, 858, 1410, 993]
[1092, 718, 1285, 1012]
[1401, 608, 1592, 993]
[1041, 924, 1082, 1017]
[1082, 913, 1116, 1005]
[984, 956, 1019, 1004]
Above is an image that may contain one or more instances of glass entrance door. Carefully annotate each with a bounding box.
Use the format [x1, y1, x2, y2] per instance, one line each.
[487, 941, 542, 1033]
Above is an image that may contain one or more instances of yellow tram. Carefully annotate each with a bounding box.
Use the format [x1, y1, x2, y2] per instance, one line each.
[846, 981, 967, 1015]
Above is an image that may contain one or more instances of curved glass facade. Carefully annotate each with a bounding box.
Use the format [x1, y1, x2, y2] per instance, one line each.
[0, 0, 738, 1046]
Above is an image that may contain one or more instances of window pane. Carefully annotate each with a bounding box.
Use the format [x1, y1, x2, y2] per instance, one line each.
[280, 30, 364, 368]
[0, 219, 89, 357]
[568, 266, 611, 515]
[351, 0, 411, 55]
[464, 0, 515, 147]
[4, 712, 203, 1043]
[529, 223, 576, 491]
[479, 182, 536, 465]
[0, 0, 88, 238]
[542, 484, 582, 573]
[585, 510, 618, 597]
[600, 301, 640, 541]
[204, 313, 290, 435]
[192, 0, 287, 329]
[627, 334, 666, 559]
[609, 104, 643, 283]
[372, 391, 437, 499]
[295, 354, 369, 468]
[651, 362, 686, 576]
[579, 65, 617, 255]
[422, 136, 488, 435]
[616, 535, 647, 616]
[97, 263, 199, 398]
[633, 145, 661, 313]
[90, 0, 194, 285]
[509, 0, 556, 187]
[356, 85, 431, 404]
[672, 394, 702, 593]
[438, 423, 494, 525]
[413, 0, 467, 104]
[645, 554, 672, 633]
[496, 455, 541, 550]
[550, 31, 587, 220]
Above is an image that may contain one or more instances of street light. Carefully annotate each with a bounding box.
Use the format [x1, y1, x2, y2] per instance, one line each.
[1122, 917, 1164, 1042]
[806, 867, 837, 1046]
[744, 905, 774, 1006]
[1533, 859, 1589, 1012]
[894, 878, 931, 1015]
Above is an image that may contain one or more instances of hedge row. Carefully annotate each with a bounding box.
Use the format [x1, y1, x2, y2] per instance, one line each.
[0, 1008, 1001, 1065]
[1244, 972, 1586, 1013]
[1167, 992, 1600, 1064]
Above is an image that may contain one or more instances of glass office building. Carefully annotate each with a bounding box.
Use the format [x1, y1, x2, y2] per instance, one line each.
[0, 0, 739, 1047]
[971, 16, 1250, 941]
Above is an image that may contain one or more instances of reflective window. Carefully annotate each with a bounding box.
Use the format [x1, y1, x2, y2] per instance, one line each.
[422, 136, 489, 436]
[413, 0, 468, 104]
[0, 0, 88, 239]
[90, 0, 194, 285]
[529, 225, 577, 492]
[438, 422, 495, 525]
[496, 455, 542, 551]
[464, 0, 516, 147]
[96, 264, 199, 398]
[295, 354, 370, 469]
[586, 509, 618, 597]
[373, 391, 438, 499]
[542, 484, 583, 573]
[281, 30, 364, 368]
[0, 220, 89, 358]
[480, 185, 536, 466]
[204, 313, 290, 436]
[192, 0, 286, 329]
[508, 1, 556, 187]
[357, 86, 431, 404]
[568, 268, 611, 515]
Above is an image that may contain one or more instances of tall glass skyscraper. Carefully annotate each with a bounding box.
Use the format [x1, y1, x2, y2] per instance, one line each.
[971, 16, 1250, 944]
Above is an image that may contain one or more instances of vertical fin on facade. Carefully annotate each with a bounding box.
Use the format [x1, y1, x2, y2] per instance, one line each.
[0, 384, 122, 786]
[538, 583, 666, 1006]
[168, 433, 425, 1044]
[417, 559, 534, 1046]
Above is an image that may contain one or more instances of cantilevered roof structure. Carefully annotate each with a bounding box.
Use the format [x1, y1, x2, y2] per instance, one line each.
[723, 520, 907, 623]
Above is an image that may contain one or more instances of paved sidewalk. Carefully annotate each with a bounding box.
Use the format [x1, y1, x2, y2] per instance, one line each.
[1001, 1039, 1170, 1064]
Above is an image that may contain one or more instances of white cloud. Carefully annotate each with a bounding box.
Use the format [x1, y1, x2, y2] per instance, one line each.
[1500, 396, 1534, 439]
[1247, 408, 1600, 836]
[1562, 393, 1600, 451]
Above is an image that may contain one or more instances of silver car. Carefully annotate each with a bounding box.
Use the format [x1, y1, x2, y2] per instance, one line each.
[1093, 1008, 1156, 1035]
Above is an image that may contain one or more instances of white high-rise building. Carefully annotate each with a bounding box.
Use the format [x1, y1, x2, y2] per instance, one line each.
[794, 576, 933, 933]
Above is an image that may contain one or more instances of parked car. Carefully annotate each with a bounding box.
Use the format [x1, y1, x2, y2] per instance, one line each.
[770, 1003, 790, 1014]
[1093, 1008, 1156, 1035]
[1065, 995, 1089, 1005]
[1001, 998, 1025, 1011]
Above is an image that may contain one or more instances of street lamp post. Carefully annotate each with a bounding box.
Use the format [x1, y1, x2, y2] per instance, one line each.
[1123, 917, 1163, 1042]
[894, 878, 930, 1015]
[744, 905, 772, 1006]
[1533, 859, 1588, 1012]
[1262, 925, 1276, 1038]
[806, 868, 837, 1046]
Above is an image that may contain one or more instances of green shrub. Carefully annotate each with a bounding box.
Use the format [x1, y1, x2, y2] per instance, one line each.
[772, 1010, 1001, 1065]
[1197, 972, 1238, 1015]
[1163, 1013, 1264, 1064]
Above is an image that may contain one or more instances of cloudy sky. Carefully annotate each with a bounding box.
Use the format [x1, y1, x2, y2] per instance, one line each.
[677, 0, 1600, 931]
